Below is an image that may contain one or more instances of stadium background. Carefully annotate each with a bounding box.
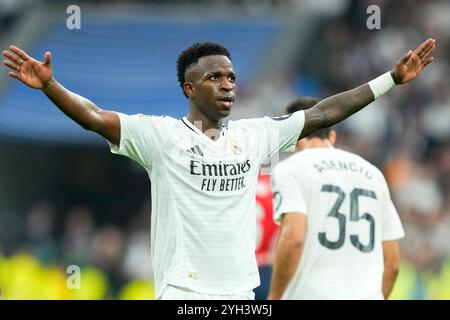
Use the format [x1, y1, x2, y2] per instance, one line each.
[0, 0, 449, 299]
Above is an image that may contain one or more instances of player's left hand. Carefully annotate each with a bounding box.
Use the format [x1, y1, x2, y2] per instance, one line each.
[391, 38, 436, 84]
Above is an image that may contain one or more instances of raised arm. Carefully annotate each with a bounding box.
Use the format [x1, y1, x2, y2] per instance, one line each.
[2, 46, 120, 145]
[300, 38, 436, 138]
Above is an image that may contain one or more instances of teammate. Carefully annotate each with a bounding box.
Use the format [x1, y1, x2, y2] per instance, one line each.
[2, 39, 434, 299]
[268, 97, 405, 300]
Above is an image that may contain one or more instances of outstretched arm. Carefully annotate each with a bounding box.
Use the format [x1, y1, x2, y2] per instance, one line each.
[299, 38, 436, 138]
[2, 46, 120, 145]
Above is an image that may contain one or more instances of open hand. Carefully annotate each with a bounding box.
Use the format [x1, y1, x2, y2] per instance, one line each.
[391, 38, 436, 84]
[2, 45, 53, 89]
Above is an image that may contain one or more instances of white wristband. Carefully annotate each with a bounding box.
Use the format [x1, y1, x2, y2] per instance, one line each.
[368, 71, 396, 99]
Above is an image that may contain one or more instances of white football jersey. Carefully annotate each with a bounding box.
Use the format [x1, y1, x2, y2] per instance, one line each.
[272, 147, 405, 300]
[108, 111, 305, 299]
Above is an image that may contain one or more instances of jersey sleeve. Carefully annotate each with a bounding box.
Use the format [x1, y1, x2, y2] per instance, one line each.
[271, 162, 308, 225]
[107, 112, 173, 170]
[380, 176, 405, 241]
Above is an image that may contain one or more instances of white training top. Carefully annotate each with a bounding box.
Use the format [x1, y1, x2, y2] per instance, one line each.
[272, 147, 405, 300]
[108, 111, 305, 299]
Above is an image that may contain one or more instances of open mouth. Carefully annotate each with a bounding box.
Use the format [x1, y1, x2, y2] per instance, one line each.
[218, 97, 234, 109]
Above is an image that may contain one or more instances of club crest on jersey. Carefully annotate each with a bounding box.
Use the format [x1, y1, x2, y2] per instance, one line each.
[229, 139, 242, 155]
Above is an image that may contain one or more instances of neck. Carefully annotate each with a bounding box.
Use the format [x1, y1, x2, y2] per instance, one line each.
[186, 105, 223, 140]
[305, 138, 333, 149]
[296, 138, 333, 152]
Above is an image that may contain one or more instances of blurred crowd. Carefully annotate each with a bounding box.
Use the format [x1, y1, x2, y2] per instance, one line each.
[0, 0, 21, 35]
[0, 199, 155, 299]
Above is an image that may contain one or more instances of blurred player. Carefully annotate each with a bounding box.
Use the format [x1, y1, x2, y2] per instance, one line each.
[2, 39, 434, 299]
[254, 172, 278, 300]
[268, 97, 405, 300]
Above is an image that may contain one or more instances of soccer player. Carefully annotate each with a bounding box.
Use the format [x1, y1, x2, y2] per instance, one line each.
[2, 39, 434, 299]
[268, 97, 405, 300]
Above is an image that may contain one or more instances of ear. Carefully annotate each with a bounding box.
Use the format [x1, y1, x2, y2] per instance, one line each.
[329, 130, 337, 146]
[183, 82, 195, 98]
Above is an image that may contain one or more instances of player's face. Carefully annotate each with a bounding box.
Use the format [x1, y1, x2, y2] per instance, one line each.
[188, 55, 236, 121]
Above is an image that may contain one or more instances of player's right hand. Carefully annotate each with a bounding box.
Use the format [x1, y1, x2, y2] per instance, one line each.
[2, 45, 53, 89]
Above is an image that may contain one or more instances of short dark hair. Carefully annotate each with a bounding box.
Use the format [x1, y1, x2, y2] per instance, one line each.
[286, 96, 332, 139]
[176, 42, 231, 98]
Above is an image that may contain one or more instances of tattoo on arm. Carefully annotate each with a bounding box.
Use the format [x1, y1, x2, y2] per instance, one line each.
[300, 84, 374, 139]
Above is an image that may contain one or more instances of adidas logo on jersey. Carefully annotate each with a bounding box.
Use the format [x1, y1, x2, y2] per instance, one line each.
[186, 145, 204, 157]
